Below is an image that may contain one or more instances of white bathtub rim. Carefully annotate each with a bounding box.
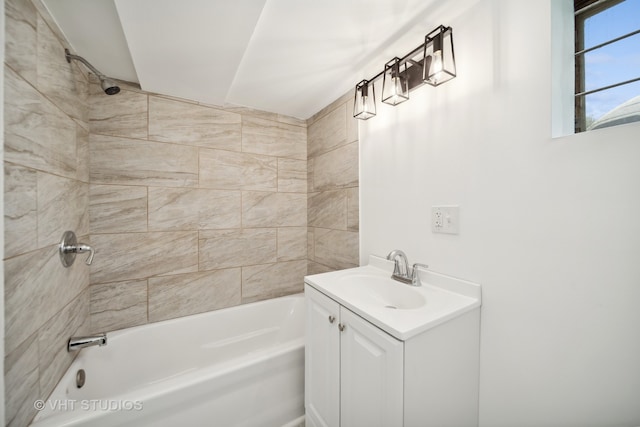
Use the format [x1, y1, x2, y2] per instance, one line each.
[31, 345, 304, 427]
[36, 340, 304, 425]
[33, 293, 304, 426]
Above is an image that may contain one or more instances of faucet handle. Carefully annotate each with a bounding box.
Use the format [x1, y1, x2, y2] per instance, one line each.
[59, 231, 95, 267]
[77, 244, 95, 265]
[411, 263, 429, 286]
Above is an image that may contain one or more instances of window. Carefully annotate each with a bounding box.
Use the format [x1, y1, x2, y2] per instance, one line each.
[574, 0, 640, 132]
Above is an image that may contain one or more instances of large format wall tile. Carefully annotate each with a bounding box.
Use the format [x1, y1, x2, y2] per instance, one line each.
[307, 158, 315, 193]
[307, 260, 334, 276]
[37, 172, 89, 247]
[89, 89, 148, 139]
[242, 116, 306, 160]
[4, 334, 40, 427]
[222, 106, 306, 128]
[347, 187, 360, 231]
[278, 158, 307, 193]
[5, 3, 93, 424]
[307, 230, 315, 261]
[4, 244, 88, 355]
[313, 228, 359, 270]
[277, 114, 307, 128]
[148, 187, 241, 231]
[83, 77, 318, 341]
[89, 185, 148, 233]
[5, 65, 78, 178]
[38, 290, 90, 398]
[345, 96, 359, 144]
[5, 0, 37, 86]
[90, 134, 198, 187]
[308, 103, 347, 158]
[90, 232, 198, 283]
[199, 149, 277, 191]
[313, 141, 359, 191]
[308, 190, 348, 230]
[199, 228, 277, 270]
[76, 122, 90, 183]
[277, 227, 307, 261]
[306, 94, 359, 274]
[90, 280, 148, 332]
[222, 105, 278, 122]
[242, 260, 306, 303]
[148, 269, 241, 322]
[4, 164, 37, 258]
[307, 92, 351, 127]
[36, 16, 87, 122]
[149, 96, 241, 150]
[242, 192, 306, 228]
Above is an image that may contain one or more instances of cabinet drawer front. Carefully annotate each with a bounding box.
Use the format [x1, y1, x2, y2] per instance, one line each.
[340, 307, 404, 427]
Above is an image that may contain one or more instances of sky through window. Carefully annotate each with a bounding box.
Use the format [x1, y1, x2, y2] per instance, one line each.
[581, 0, 640, 122]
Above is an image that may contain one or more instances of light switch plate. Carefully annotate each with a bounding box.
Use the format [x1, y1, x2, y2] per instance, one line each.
[432, 206, 459, 234]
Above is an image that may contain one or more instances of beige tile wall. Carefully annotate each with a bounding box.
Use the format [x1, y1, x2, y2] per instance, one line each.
[87, 86, 308, 331]
[307, 93, 360, 274]
[4, 2, 359, 425]
[4, 0, 91, 425]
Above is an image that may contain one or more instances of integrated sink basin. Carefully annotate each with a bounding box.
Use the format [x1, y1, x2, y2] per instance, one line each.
[336, 274, 427, 310]
[304, 255, 482, 340]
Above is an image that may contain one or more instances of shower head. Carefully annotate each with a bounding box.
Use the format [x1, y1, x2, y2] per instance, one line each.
[65, 49, 121, 95]
[100, 78, 120, 95]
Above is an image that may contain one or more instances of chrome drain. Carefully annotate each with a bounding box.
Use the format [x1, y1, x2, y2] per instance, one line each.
[385, 305, 398, 309]
[76, 369, 86, 388]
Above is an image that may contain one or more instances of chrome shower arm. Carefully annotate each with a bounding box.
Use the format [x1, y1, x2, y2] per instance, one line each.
[64, 49, 139, 94]
[65, 49, 106, 79]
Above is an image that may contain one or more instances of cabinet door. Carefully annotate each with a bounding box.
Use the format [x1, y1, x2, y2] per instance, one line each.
[305, 285, 341, 427]
[340, 307, 404, 427]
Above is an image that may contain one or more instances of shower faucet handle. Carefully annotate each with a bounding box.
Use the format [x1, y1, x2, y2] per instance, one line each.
[59, 231, 95, 267]
[76, 244, 95, 265]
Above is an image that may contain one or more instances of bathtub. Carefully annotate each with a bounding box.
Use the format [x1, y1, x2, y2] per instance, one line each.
[31, 294, 305, 427]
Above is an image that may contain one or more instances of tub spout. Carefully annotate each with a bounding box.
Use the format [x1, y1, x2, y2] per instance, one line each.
[68, 333, 107, 352]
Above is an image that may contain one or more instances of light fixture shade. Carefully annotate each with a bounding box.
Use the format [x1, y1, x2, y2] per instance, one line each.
[381, 57, 409, 105]
[353, 80, 376, 120]
[423, 26, 456, 86]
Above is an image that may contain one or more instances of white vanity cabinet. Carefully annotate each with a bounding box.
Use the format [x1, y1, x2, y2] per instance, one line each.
[305, 285, 403, 427]
[304, 256, 482, 427]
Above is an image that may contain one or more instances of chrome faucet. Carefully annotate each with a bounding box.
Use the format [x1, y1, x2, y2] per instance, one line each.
[386, 250, 428, 286]
[387, 249, 410, 278]
[68, 333, 107, 352]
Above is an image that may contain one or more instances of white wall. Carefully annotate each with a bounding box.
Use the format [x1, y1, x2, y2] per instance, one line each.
[359, 1, 640, 426]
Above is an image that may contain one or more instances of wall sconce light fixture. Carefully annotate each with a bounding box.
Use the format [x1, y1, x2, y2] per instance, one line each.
[382, 57, 409, 106]
[423, 25, 456, 86]
[353, 25, 456, 120]
[353, 79, 377, 120]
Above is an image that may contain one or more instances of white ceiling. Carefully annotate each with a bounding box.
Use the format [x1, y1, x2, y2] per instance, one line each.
[42, 0, 466, 119]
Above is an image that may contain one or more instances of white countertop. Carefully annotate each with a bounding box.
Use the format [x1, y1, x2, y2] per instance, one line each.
[304, 255, 482, 341]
